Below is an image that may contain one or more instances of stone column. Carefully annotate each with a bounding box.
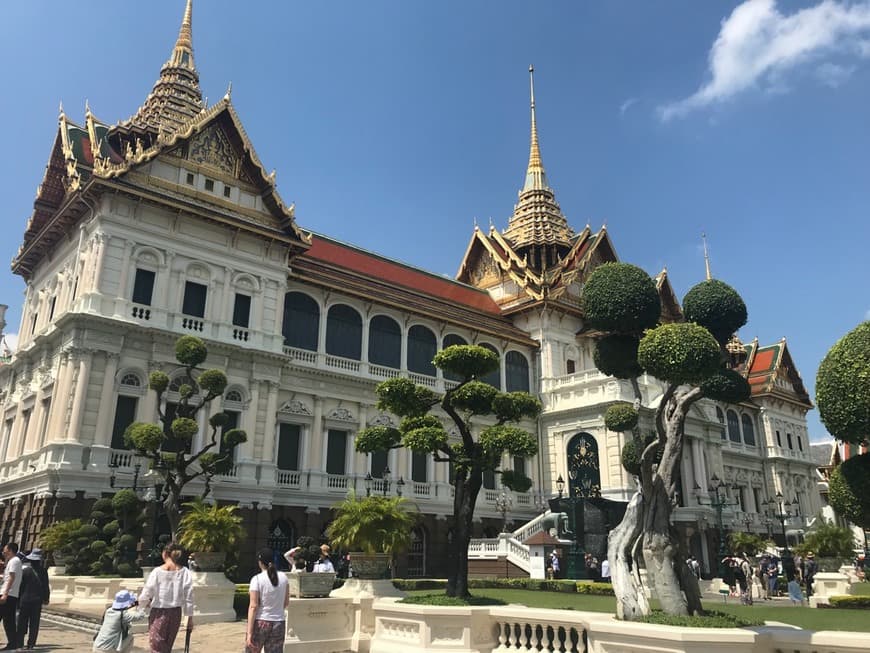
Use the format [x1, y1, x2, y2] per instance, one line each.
[115, 240, 134, 316]
[310, 398, 324, 470]
[92, 233, 109, 294]
[94, 353, 120, 447]
[140, 363, 161, 423]
[66, 350, 93, 443]
[155, 251, 175, 310]
[260, 382, 279, 464]
[46, 351, 73, 443]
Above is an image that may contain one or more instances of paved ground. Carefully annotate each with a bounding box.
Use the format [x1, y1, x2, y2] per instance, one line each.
[19, 619, 247, 652]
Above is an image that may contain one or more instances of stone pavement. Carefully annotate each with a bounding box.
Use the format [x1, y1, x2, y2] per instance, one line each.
[30, 619, 248, 652]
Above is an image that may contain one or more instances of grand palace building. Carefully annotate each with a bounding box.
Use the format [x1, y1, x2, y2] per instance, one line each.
[0, 2, 821, 577]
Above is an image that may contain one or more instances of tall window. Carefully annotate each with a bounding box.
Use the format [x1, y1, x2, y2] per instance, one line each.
[132, 269, 156, 306]
[478, 343, 500, 388]
[566, 359, 576, 374]
[776, 430, 782, 447]
[797, 435, 803, 452]
[741, 414, 756, 446]
[442, 334, 468, 381]
[48, 296, 57, 321]
[412, 452, 428, 482]
[232, 294, 251, 328]
[161, 403, 192, 454]
[326, 304, 362, 360]
[505, 351, 530, 392]
[0, 419, 13, 463]
[283, 292, 319, 351]
[221, 410, 240, 457]
[325, 429, 347, 475]
[482, 468, 496, 490]
[277, 423, 301, 470]
[786, 432, 793, 449]
[110, 396, 139, 450]
[407, 325, 436, 376]
[716, 407, 726, 440]
[182, 281, 207, 317]
[37, 397, 51, 448]
[726, 410, 741, 443]
[371, 450, 388, 478]
[368, 315, 401, 368]
[19, 409, 32, 454]
[513, 456, 526, 477]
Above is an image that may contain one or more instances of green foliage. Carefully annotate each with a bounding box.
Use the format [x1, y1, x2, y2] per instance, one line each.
[177, 498, 245, 553]
[828, 595, 870, 609]
[125, 422, 164, 451]
[37, 518, 82, 551]
[638, 323, 721, 385]
[728, 531, 771, 556]
[621, 437, 643, 476]
[682, 279, 748, 345]
[197, 368, 228, 396]
[479, 425, 537, 458]
[604, 402, 638, 432]
[701, 368, 751, 404]
[581, 262, 661, 334]
[111, 489, 140, 513]
[326, 493, 418, 555]
[816, 321, 870, 445]
[171, 417, 199, 441]
[500, 469, 533, 493]
[794, 519, 857, 558]
[199, 452, 234, 475]
[400, 416, 448, 452]
[355, 426, 402, 453]
[175, 335, 208, 367]
[375, 377, 439, 418]
[575, 582, 616, 596]
[828, 454, 870, 529]
[449, 380, 498, 414]
[641, 610, 762, 628]
[149, 370, 170, 394]
[400, 593, 506, 606]
[433, 345, 499, 381]
[593, 334, 643, 379]
[491, 392, 542, 422]
[209, 412, 230, 428]
[222, 428, 247, 448]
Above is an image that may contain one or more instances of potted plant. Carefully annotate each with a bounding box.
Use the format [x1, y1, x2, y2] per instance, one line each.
[327, 492, 417, 580]
[177, 498, 244, 571]
[285, 536, 338, 598]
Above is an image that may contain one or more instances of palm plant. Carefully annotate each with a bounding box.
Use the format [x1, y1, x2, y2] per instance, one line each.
[177, 498, 244, 553]
[327, 492, 417, 555]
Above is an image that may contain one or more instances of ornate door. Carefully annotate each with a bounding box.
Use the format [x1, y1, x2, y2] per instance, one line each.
[566, 432, 601, 498]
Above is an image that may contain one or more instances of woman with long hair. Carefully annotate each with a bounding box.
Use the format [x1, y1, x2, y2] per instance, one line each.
[138, 542, 194, 653]
[246, 547, 289, 653]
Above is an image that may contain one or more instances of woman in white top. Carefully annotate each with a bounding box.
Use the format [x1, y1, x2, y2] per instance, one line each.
[246, 547, 289, 653]
[138, 543, 195, 653]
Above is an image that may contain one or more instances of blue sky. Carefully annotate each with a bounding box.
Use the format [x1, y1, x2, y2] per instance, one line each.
[1, 1, 868, 443]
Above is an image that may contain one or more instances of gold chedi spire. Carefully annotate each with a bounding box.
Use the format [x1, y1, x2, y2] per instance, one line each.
[503, 66, 575, 268]
[702, 232, 712, 280]
[128, 0, 204, 135]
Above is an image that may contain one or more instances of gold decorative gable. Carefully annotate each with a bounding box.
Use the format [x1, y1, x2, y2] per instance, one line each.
[467, 252, 502, 287]
[188, 123, 238, 176]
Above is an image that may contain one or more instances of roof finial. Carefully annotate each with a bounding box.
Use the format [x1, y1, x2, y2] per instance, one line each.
[702, 232, 712, 280]
[225, 81, 233, 100]
[523, 65, 548, 192]
[176, 0, 194, 57]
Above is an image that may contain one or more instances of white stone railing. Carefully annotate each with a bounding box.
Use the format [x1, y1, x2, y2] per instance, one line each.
[276, 469, 301, 487]
[411, 481, 431, 498]
[109, 449, 137, 468]
[468, 534, 530, 572]
[325, 353, 361, 373]
[511, 511, 549, 544]
[282, 345, 318, 364]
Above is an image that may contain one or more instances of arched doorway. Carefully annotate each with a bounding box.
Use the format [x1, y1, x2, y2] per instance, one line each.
[407, 527, 427, 577]
[566, 432, 601, 498]
[267, 520, 295, 570]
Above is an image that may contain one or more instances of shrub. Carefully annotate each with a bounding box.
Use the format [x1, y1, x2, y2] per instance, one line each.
[576, 582, 615, 596]
[399, 593, 506, 606]
[828, 595, 870, 609]
[816, 321, 870, 445]
[642, 609, 762, 628]
[593, 335, 643, 379]
[828, 453, 870, 530]
[638, 323, 720, 385]
[175, 335, 208, 367]
[434, 345, 499, 380]
[582, 262, 661, 334]
[682, 279, 747, 345]
[701, 368, 751, 404]
[604, 402, 638, 432]
[177, 499, 244, 553]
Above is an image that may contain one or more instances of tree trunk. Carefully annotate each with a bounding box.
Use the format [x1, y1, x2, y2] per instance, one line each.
[446, 474, 481, 598]
[608, 491, 650, 620]
[642, 477, 688, 615]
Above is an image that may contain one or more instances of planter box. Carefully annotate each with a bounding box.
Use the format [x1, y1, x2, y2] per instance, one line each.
[287, 572, 336, 598]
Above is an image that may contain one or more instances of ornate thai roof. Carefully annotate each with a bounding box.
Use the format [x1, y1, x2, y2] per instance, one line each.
[501, 67, 575, 263]
[653, 269, 684, 323]
[125, 0, 205, 136]
[741, 337, 812, 407]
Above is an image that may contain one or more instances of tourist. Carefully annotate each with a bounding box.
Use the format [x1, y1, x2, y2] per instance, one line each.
[787, 576, 803, 606]
[16, 548, 49, 650]
[738, 555, 753, 605]
[766, 557, 779, 599]
[688, 556, 700, 579]
[92, 590, 143, 652]
[548, 550, 560, 580]
[312, 545, 335, 573]
[0, 542, 22, 651]
[804, 552, 817, 599]
[600, 558, 611, 583]
[138, 542, 195, 653]
[855, 553, 866, 581]
[246, 548, 289, 653]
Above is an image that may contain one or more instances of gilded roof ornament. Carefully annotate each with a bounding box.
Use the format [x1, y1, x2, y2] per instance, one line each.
[702, 232, 713, 280]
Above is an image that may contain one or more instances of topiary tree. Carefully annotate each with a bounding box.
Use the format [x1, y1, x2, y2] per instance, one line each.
[816, 321, 870, 539]
[64, 491, 146, 576]
[124, 335, 248, 537]
[355, 344, 541, 598]
[582, 265, 749, 619]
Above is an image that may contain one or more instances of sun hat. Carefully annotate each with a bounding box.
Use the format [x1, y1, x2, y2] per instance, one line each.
[25, 548, 43, 561]
[112, 589, 137, 610]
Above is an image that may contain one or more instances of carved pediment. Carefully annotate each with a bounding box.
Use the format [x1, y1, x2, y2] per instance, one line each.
[187, 123, 238, 176]
[328, 407, 355, 422]
[368, 413, 396, 428]
[278, 399, 311, 416]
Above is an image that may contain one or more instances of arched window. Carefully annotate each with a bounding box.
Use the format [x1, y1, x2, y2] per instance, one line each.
[368, 315, 401, 368]
[567, 432, 601, 497]
[120, 373, 141, 388]
[726, 410, 741, 443]
[741, 414, 756, 446]
[478, 343, 500, 389]
[442, 334, 468, 381]
[505, 351, 530, 392]
[283, 292, 319, 351]
[326, 304, 362, 360]
[407, 325, 436, 376]
[716, 407, 726, 440]
[169, 375, 198, 394]
[225, 389, 244, 403]
[267, 520, 295, 571]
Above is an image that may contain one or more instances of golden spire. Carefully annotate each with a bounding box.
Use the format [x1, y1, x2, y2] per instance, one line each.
[127, 0, 204, 134]
[523, 65, 548, 192]
[702, 233, 712, 280]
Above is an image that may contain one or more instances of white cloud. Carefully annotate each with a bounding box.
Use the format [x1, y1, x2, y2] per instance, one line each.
[619, 97, 639, 115]
[659, 0, 870, 120]
[815, 61, 856, 86]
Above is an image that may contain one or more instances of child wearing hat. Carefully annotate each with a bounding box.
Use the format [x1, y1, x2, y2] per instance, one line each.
[92, 590, 142, 652]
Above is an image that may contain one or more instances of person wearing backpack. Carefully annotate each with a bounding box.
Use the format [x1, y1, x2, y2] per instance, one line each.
[15, 549, 49, 650]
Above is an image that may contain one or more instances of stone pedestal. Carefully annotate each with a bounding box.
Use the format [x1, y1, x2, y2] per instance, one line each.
[69, 577, 126, 615]
[191, 571, 236, 623]
[48, 568, 76, 609]
[284, 597, 357, 653]
[809, 571, 851, 607]
[330, 578, 405, 600]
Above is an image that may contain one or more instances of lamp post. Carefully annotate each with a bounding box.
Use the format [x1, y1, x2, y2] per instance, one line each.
[761, 492, 797, 559]
[494, 490, 513, 533]
[735, 512, 755, 533]
[364, 473, 373, 497]
[109, 462, 142, 491]
[694, 474, 739, 577]
[396, 476, 405, 497]
[554, 474, 586, 579]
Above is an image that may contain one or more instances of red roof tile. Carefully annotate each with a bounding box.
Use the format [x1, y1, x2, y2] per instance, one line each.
[302, 236, 503, 315]
[749, 349, 775, 375]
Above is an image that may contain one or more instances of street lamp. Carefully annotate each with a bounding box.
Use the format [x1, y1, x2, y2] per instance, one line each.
[494, 490, 513, 533]
[109, 462, 142, 492]
[735, 512, 755, 532]
[761, 492, 798, 559]
[694, 474, 739, 577]
[396, 476, 405, 497]
[382, 465, 391, 496]
[556, 475, 565, 499]
[553, 474, 587, 579]
[364, 473, 373, 497]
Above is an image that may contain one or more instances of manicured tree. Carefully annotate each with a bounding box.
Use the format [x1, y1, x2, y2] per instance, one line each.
[355, 345, 541, 598]
[582, 264, 749, 619]
[816, 322, 870, 536]
[124, 336, 247, 537]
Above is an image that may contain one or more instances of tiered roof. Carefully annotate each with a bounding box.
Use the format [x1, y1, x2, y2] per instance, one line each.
[740, 337, 812, 407]
[13, 0, 308, 279]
